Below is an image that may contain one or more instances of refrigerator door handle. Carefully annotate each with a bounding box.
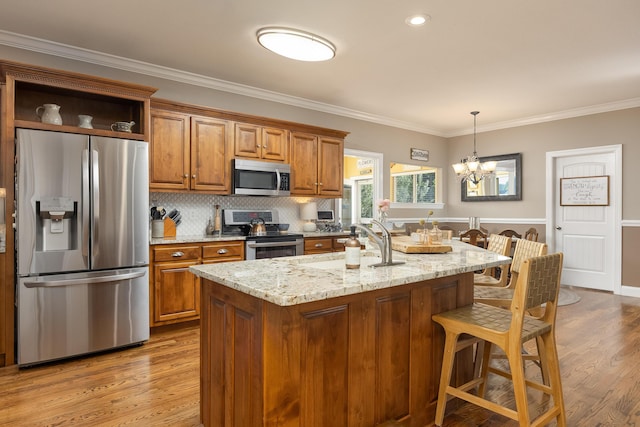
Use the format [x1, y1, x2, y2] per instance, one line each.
[23, 270, 146, 288]
[92, 149, 100, 251]
[82, 148, 90, 259]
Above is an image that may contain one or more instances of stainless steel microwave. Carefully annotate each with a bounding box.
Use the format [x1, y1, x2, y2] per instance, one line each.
[232, 159, 291, 196]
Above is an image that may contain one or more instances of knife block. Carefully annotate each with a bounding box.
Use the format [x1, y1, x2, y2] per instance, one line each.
[163, 218, 176, 239]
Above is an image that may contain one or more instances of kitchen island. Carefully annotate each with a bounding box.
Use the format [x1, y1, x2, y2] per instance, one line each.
[190, 241, 510, 426]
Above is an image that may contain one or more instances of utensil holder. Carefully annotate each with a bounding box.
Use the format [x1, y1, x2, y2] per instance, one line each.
[163, 218, 176, 238]
[151, 220, 164, 238]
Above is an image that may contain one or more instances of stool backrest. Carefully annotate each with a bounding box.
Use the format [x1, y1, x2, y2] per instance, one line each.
[507, 239, 547, 288]
[512, 253, 563, 324]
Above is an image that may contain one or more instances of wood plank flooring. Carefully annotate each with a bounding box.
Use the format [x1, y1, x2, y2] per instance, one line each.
[1, 287, 640, 426]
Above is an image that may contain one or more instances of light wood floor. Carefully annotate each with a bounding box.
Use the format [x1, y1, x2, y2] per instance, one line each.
[1, 287, 640, 426]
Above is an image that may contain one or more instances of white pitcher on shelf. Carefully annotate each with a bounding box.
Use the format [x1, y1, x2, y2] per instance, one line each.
[35, 103, 62, 125]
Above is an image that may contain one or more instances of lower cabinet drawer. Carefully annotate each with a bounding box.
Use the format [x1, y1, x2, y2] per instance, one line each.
[304, 237, 334, 254]
[202, 241, 245, 262]
[153, 245, 201, 262]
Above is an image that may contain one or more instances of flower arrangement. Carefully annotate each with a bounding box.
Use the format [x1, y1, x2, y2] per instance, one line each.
[418, 210, 435, 243]
[377, 199, 391, 222]
[418, 210, 434, 229]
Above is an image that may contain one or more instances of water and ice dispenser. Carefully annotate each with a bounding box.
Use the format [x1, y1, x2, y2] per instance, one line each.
[36, 196, 78, 252]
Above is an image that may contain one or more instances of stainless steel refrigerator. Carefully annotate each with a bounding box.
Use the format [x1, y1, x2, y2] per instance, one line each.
[16, 128, 150, 366]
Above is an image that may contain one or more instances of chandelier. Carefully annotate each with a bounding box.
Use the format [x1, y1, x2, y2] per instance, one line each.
[452, 111, 496, 184]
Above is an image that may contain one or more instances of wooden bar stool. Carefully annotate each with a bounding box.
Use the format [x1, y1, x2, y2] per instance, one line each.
[432, 253, 566, 426]
[474, 233, 512, 287]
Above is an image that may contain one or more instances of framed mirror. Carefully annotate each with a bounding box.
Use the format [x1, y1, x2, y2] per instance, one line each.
[461, 153, 522, 202]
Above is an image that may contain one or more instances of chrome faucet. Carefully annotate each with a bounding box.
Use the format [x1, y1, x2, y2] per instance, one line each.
[352, 220, 405, 267]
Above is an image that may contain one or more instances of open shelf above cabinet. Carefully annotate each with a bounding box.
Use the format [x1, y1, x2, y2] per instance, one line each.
[1, 60, 157, 140]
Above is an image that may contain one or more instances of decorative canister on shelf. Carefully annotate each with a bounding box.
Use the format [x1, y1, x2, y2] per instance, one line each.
[35, 103, 63, 125]
[77, 115, 93, 129]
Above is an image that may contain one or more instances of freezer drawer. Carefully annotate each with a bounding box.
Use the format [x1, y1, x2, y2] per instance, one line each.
[18, 267, 150, 366]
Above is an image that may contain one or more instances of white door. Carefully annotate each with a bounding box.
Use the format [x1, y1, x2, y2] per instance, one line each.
[546, 146, 621, 292]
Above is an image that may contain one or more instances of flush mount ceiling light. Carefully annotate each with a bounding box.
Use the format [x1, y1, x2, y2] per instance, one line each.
[405, 14, 431, 27]
[256, 27, 336, 62]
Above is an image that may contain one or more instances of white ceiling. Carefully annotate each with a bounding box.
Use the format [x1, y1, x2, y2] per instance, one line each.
[1, 0, 639, 136]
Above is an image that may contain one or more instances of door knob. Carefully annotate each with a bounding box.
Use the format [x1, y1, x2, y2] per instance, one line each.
[555, 226, 562, 230]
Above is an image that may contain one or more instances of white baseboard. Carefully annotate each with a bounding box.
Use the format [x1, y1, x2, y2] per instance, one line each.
[620, 285, 640, 298]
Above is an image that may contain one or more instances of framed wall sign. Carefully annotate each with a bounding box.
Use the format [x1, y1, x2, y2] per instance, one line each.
[560, 175, 609, 206]
[410, 148, 429, 162]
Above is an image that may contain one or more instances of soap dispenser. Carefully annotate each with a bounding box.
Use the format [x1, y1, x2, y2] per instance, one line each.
[345, 226, 361, 269]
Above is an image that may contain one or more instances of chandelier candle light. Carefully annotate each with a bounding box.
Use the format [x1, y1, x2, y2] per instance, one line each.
[452, 111, 497, 184]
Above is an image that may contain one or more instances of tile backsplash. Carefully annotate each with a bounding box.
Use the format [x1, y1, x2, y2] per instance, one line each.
[150, 193, 334, 236]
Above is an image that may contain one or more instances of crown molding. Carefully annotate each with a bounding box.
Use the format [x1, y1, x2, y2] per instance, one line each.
[446, 97, 640, 137]
[0, 30, 444, 136]
[1, 29, 638, 138]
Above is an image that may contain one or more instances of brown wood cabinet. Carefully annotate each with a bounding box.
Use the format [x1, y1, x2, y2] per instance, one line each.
[304, 236, 350, 254]
[304, 236, 334, 254]
[152, 244, 202, 325]
[202, 241, 245, 264]
[200, 272, 474, 426]
[150, 240, 245, 327]
[290, 132, 344, 197]
[150, 108, 231, 193]
[233, 123, 289, 162]
[0, 60, 156, 367]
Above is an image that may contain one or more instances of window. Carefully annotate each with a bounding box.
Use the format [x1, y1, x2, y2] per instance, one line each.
[390, 163, 439, 205]
[342, 150, 383, 226]
[357, 179, 373, 219]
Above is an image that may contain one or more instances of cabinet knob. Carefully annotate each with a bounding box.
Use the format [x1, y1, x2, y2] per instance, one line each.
[183, 174, 188, 179]
[556, 226, 562, 230]
[315, 243, 324, 248]
[319, 182, 323, 186]
[217, 248, 228, 254]
[171, 251, 184, 257]
[263, 144, 267, 148]
[256, 144, 260, 148]
[192, 174, 196, 179]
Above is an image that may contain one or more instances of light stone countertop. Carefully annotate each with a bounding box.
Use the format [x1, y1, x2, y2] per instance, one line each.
[190, 240, 510, 307]
[150, 231, 351, 245]
[150, 235, 246, 245]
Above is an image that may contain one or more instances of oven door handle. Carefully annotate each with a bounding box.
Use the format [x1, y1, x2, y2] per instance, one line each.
[246, 240, 301, 249]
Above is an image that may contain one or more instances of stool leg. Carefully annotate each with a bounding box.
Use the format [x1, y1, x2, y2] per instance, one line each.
[477, 341, 493, 398]
[507, 340, 532, 425]
[541, 331, 566, 426]
[434, 331, 459, 426]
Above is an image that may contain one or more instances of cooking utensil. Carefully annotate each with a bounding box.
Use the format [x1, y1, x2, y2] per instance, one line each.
[250, 218, 266, 236]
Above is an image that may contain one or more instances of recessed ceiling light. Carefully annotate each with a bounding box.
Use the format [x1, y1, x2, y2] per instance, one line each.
[256, 27, 336, 62]
[406, 14, 431, 27]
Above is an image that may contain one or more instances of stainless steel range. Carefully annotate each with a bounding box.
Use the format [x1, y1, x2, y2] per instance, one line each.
[222, 209, 304, 260]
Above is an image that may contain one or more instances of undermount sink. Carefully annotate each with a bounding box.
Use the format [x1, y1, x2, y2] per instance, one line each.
[302, 256, 386, 270]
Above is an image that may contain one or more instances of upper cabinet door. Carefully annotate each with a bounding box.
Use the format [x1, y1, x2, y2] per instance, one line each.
[234, 123, 261, 159]
[317, 137, 344, 197]
[290, 132, 318, 195]
[150, 110, 190, 191]
[234, 123, 289, 162]
[191, 116, 230, 192]
[261, 127, 289, 162]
